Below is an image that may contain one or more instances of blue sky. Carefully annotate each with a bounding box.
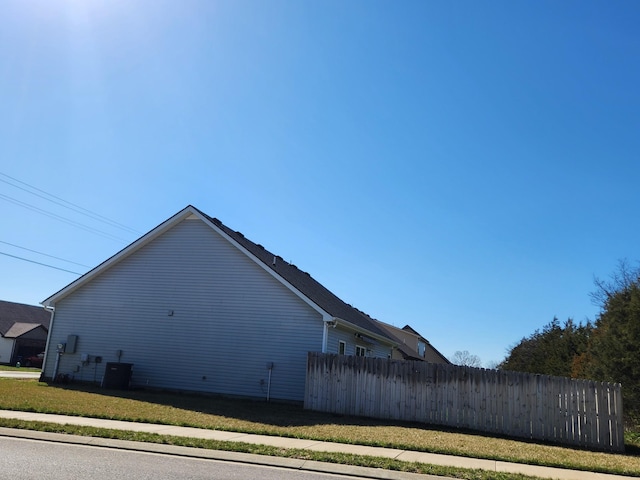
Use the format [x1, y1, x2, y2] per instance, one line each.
[1, 0, 639, 366]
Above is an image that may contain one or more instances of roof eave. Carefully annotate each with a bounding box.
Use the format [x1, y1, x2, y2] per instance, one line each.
[194, 210, 331, 320]
[332, 317, 398, 348]
[41, 206, 333, 322]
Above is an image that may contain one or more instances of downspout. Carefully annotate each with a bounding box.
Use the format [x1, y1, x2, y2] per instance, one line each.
[266, 362, 273, 402]
[322, 321, 329, 353]
[41, 306, 56, 382]
[321, 317, 338, 353]
[52, 348, 62, 382]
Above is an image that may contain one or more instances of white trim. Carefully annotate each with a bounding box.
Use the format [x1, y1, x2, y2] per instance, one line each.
[41, 206, 331, 322]
[41, 307, 54, 375]
[42, 206, 199, 307]
[39, 206, 393, 349]
[197, 212, 331, 320]
[331, 317, 397, 348]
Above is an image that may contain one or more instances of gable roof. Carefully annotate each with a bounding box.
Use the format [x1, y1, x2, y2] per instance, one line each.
[0, 300, 51, 337]
[374, 321, 423, 360]
[374, 321, 451, 363]
[42, 205, 394, 343]
[193, 208, 393, 340]
[3, 322, 43, 339]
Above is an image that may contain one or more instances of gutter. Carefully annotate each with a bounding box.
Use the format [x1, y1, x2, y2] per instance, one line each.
[325, 317, 399, 351]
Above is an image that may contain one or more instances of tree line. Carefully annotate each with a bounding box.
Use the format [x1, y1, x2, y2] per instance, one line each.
[499, 260, 640, 425]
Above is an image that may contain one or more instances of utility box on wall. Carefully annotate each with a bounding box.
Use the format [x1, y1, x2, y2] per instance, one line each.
[66, 335, 78, 354]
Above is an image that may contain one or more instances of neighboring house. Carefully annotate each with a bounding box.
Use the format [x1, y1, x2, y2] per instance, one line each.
[375, 321, 450, 363]
[0, 300, 51, 366]
[41, 205, 445, 402]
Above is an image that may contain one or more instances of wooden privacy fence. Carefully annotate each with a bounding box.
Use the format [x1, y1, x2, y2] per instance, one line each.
[304, 353, 625, 452]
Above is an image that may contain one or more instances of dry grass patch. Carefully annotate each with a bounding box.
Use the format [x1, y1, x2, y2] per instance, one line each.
[0, 379, 638, 477]
[0, 418, 537, 480]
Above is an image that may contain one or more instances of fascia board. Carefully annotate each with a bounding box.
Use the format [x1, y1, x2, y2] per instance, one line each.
[196, 213, 331, 320]
[41, 205, 333, 322]
[332, 317, 398, 348]
[41, 205, 200, 308]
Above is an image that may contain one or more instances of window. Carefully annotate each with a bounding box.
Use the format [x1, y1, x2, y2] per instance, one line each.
[417, 341, 426, 358]
[355, 345, 366, 357]
[338, 341, 346, 355]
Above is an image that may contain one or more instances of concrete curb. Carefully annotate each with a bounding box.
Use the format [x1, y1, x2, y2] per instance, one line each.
[0, 410, 636, 480]
[0, 428, 444, 480]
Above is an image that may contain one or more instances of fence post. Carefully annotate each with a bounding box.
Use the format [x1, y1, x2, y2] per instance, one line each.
[304, 352, 625, 452]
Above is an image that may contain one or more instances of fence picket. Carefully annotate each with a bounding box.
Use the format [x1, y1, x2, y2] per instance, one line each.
[306, 352, 621, 454]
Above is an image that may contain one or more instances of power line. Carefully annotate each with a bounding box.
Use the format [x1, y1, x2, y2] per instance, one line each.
[0, 240, 91, 268]
[0, 251, 82, 275]
[0, 172, 141, 235]
[0, 193, 128, 242]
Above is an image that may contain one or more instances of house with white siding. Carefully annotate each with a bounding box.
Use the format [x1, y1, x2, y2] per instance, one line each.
[0, 300, 50, 366]
[374, 321, 450, 363]
[41, 205, 445, 402]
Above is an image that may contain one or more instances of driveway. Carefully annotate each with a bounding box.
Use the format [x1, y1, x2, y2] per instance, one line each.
[0, 371, 41, 379]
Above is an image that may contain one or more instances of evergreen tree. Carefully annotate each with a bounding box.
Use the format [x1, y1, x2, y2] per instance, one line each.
[581, 260, 640, 422]
[500, 317, 592, 378]
[499, 260, 640, 423]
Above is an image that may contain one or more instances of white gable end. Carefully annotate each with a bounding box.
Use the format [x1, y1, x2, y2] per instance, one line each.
[45, 217, 325, 401]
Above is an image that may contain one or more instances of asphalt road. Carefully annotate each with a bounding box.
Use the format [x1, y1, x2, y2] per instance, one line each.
[0, 437, 382, 480]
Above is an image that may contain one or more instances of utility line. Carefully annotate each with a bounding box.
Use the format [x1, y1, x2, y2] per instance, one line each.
[0, 251, 82, 275]
[0, 172, 141, 234]
[0, 193, 127, 242]
[0, 240, 91, 268]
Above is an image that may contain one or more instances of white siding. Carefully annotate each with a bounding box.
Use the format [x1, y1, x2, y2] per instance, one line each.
[43, 218, 324, 402]
[0, 337, 14, 365]
[326, 327, 392, 358]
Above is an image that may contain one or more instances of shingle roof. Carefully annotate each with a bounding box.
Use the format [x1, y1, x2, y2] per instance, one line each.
[374, 321, 423, 360]
[43, 205, 441, 350]
[0, 300, 51, 336]
[194, 208, 393, 341]
[3, 322, 42, 338]
[372, 321, 450, 363]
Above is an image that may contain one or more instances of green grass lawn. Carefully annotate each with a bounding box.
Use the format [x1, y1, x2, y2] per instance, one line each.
[0, 378, 638, 479]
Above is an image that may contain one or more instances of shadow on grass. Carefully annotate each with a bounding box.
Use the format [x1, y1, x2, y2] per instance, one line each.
[47, 381, 410, 429]
[50, 381, 532, 446]
[47, 381, 640, 454]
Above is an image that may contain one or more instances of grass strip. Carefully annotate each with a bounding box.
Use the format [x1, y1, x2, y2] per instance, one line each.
[0, 379, 638, 477]
[0, 418, 539, 480]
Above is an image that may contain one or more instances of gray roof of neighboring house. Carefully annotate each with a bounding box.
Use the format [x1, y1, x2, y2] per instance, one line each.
[0, 300, 51, 337]
[195, 208, 393, 341]
[3, 322, 43, 339]
[374, 320, 451, 363]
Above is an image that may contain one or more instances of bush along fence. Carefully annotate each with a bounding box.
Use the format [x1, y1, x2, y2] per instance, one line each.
[304, 352, 625, 452]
